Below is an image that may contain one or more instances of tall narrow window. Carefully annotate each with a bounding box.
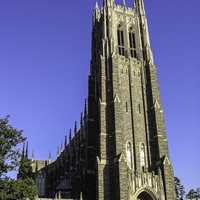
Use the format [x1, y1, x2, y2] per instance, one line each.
[138, 104, 141, 114]
[129, 28, 137, 58]
[117, 25, 125, 56]
[140, 144, 146, 168]
[126, 142, 133, 169]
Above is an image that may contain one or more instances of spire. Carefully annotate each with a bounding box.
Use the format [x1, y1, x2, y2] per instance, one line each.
[80, 112, 83, 127]
[22, 142, 25, 159]
[135, 0, 152, 62]
[93, 1, 100, 24]
[84, 99, 87, 118]
[95, 1, 99, 9]
[69, 128, 72, 142]
[65, 135, 67, 147]
[122, 0, 126, 7]
[48, 152, 52, 161]
[74, 121, 77, 134]
[57, 146, 60, 157]
[135, 0, 146, 16]
[104, 0, 115, 8]
[60, 142, 63, 152]
[32, 150, 35, 161]
[133, 0, 136, 7]
[25, 141, 28, 158]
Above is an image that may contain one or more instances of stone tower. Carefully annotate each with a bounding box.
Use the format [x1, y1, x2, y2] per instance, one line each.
[28, 0, 176, 199]
[86, 0, 176, 199]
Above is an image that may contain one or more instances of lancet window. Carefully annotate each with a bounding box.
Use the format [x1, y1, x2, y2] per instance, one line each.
[126, 142, 133, 169]
[117, 25, 125, 56]
[129, 28, 137, 58]
[140, 143, 146, 168]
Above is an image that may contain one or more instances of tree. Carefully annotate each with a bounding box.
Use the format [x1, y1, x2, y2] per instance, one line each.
[186, 189, 199, 200]
[175, 177, 186, 200]
[0, 116, 38, 199]
[18, 157, 33, 180]
[0, 116, 25, 178]
[15, 158, 38, 200]
[197, 188, 200, 199]
[0, 178, 38, 200]
[184, 188, 200, 200]
[11, 178, 38, 200]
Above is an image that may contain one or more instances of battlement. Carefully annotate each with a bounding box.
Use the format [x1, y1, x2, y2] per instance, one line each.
[115, 4, 135, 14]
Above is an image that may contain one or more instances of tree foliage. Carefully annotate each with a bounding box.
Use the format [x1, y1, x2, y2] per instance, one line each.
[186, 188, 200, 200]
[0, 116, 25, 178]
[0, 178, 37, 200]
[175, 177, 186, 200]
[197, 188, 200, 198]
[18, 159, 33, 180]
[0, 116, 38, 200]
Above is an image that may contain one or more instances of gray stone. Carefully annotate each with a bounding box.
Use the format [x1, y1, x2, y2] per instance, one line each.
[25, 0, 176, 199]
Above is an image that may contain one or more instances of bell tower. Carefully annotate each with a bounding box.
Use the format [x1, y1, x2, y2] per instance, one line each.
[86, 0, 176, 199]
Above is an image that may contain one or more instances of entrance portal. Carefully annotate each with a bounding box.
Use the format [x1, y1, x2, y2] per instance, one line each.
[137, 191, 155, 200]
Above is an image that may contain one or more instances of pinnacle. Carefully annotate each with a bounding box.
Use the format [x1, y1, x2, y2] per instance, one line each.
[95, 1, 99, 9]
[122, 0, 126, 6]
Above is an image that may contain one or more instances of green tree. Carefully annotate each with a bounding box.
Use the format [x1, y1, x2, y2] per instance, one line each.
[15, 158, 38, 200]
[0, 116, 25, 178]
[175, 177, 185, 200]
[18, 158, 33, 180]
[197, 188, 200, 199]
[0, 178, 37, 200]
[186, 189, 199, 200]
[11, 178, 38, 200]
[0, 116, 38, 200]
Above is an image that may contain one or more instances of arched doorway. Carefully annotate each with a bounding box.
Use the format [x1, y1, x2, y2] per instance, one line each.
[137, 191, 155, 200]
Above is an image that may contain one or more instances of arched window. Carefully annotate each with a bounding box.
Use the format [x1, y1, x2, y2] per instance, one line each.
[126, 142, 133, 169]
[129, 27, 137, 58]
[117, 25, 125, 56]
[140, 143, 146, 168]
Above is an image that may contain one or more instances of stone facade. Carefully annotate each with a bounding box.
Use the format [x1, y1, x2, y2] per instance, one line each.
[30, 0, 176, 199]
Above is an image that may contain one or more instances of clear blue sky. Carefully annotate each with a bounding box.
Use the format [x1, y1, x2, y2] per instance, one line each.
[0, 0, 199, 191]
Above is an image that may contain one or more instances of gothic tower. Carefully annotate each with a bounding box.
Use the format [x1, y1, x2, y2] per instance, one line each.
[86, 0, 176, 199]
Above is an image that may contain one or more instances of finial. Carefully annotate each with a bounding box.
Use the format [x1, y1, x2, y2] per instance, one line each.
[84, 99, 87, 117]
[57, 146, 60, 157]
[74, 121, 77, 134]
[95, 1, 99, 9]
[22, 142, 25, 159]
[80, 112, 83, 127]
[25, 141, 29, 158]
[65, 136, 67, 147]
[133, 0, 136, 7]
[32, 150, 35, 161]
[60, 142, 63, 152]
[48, 152, 52, 160]
[69, 128, 72, 141]
[122, 0, 126, 6]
